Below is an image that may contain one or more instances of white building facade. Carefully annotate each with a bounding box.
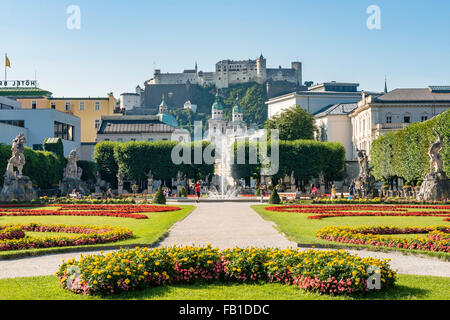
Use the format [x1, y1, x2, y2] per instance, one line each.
[266, 82, 369, 118]
[350, 87, 450, 159]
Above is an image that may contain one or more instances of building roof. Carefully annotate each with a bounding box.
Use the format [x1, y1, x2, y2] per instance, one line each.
[313, 103, 358, 117]
[0, 87, 52, 98]
[98, 116, 177, 134]
[375, 88, 450, 103]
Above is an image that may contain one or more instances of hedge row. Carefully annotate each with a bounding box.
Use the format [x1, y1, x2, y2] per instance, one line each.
[93, 141, 215, 186]
[370, 110, 449, 184]
[232, 140, 346, 186]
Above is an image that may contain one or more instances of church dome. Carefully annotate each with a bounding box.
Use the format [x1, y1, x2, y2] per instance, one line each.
[212, 93, 224, 111]
[232, 99, 243, 114]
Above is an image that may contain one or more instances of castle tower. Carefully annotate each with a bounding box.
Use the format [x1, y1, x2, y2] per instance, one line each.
[256, 53, 267, 84]
[291, 62, 302, 86]
[159, 95, 168, 114]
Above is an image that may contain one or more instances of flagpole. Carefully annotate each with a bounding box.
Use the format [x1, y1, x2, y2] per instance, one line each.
[4, 54, 6, 82]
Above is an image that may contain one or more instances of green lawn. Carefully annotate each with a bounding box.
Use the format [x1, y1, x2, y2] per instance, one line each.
[252, 204, 450, 260]
[0, 274, 448, 300]
[0, 205, 195, 259]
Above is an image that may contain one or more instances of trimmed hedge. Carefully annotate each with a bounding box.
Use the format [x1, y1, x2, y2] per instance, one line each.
[94, 140, 214, 187]
[232, 140, 346, 186]
[371, 110, 449, 184]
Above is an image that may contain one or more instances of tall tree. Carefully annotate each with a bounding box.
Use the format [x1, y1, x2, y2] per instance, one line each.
[264, 105, 316, 140]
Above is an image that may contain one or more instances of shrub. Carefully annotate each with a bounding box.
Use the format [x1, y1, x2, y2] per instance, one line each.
[269, 188, 281, 204]
[179, 187, 187, 197]
[152, 187, 166, 204]
[57, 246, 396, 296]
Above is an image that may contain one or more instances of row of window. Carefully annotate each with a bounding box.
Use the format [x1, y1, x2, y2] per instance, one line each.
[103, 138, 168, 142]
[385, 115, 427, 123]
[31, 101, 101, 111]
[0, 120, 25, 127]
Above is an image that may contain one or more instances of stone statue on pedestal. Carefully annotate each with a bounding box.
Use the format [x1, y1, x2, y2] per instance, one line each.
[352, 149, 375, 198]
[147, 169, 154, 194]
[59, 149, 88, 196]
[117, 171, 124, 195]
[0, 134, 37, 202]
[417, 130, 449, 201]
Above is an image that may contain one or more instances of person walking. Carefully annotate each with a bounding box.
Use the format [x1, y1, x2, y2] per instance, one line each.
[311, 184, 318, 198]
[194, 181, 201, 203]
[260, 184, 266, 203]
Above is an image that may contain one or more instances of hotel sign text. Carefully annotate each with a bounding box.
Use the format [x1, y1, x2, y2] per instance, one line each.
[0, 80, 37, 88]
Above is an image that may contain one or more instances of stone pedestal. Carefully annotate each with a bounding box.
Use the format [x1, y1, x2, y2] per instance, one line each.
[118, 186, 123, 195]
[417, 172, 450, 201]
[59, 177, 89, 196]
[0, 174, 37, 202]
[319, 184, 325, 195]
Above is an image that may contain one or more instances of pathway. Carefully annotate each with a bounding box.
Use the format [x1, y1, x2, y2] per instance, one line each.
[0, 202, 449, 279]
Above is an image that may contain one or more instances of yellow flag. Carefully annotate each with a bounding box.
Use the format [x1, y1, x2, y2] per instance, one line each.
[5, 55, 11, 68]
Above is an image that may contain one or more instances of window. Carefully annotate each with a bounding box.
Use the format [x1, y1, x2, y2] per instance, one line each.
[54, 121, 74, 141]
[0, 120, 25, 127]
[31, 101, 37, 109]
[94, 119, 101, 129]
[79, 102, 85, 111]
[95, 102, 100, 111]
[386, 116, 392, 123]
[404, 116, 410, 123]
[65, 102, 71, 111]
[421, 115, 428, 122]
[51, 102, 56, 109]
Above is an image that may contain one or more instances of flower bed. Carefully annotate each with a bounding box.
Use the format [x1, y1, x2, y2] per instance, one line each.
[316, 225, 450, 252]
[265, 204, 450, 221]
[0, 204, 182, 220]
[0, 226, 25, 240]
[57, 246, 396, 296]
[311, 197, 448, 205]
[0, 223, 133, 251]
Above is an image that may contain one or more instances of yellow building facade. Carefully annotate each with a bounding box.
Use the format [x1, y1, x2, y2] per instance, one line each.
[17, 93, 117, 143]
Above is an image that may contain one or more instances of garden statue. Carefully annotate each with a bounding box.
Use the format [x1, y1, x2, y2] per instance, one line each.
[318, 171, 326, 195]
[352, 149, 376, 198]
[0, 133, 37, 202]
[417, 129, 449, 201]
[5, 133, 26, 178]
[147, 169, 154, 194]
[59, 149, 88, 196]
[290, 171, 296, 192]
[117, 171, 124, 195]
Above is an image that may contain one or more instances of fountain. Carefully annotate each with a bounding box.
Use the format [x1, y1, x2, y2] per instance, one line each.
[207, 131, 242, 200]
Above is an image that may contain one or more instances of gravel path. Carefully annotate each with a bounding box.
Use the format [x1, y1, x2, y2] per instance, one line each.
[0, 202, 449, 279]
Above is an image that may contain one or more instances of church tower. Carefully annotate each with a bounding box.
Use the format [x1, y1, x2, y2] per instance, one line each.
[208, 93, 226, 142]
[232, 97, 243, 122]
[159, 95, 168, 114]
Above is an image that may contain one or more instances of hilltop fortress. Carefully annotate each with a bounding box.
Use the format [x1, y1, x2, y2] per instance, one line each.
[147, 54, 302, 89]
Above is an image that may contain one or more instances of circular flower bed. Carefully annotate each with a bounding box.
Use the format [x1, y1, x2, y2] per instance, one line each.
[0, 223, 133, 251]
[0, 226, 25, 240]
[265, 204, 450, 221]
[57, 246, 396, 296]
[0, 204, 182, 220]
[316, 225, 450, 252]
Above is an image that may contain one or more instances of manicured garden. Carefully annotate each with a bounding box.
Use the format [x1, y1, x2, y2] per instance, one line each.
[253, 204, 450, 260]
[0, 204, 195, 258]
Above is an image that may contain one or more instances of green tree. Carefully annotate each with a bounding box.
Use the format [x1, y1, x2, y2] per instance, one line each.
[264, 105, 316, 140]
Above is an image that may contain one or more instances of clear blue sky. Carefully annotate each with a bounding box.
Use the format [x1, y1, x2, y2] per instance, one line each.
[1, 0, 449, 97]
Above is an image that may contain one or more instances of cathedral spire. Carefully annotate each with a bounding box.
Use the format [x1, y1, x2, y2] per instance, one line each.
[384, 76, 388, 93]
